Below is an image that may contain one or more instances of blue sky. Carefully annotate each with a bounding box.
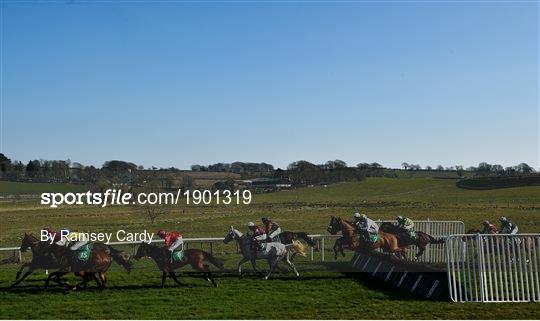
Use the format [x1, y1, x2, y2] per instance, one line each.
[1, 1, 538, 169]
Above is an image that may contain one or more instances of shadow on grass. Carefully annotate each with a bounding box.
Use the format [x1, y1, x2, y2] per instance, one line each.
[1, 262, 418, 301]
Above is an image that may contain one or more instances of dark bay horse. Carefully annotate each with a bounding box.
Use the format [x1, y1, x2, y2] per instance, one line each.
[133, 242, 224, 287]
[379, 222, 445, 260]
[11, 233, 65, 288]
[327, 216, 406, 259]
[44, 242, 132, 290]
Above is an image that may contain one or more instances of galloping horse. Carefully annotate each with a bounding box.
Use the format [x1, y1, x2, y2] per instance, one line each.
[44, 242, 132, 290]
[326, 216, 406, 259]
[11, 233, 66, 288]
[379, 222, 445, 260]
[133, 242, 224, 287]
[223, 226, 305, 279]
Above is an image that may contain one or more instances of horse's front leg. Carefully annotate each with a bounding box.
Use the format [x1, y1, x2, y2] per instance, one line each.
[237, 257, 249, 277]
[161, 272, 168, 288]
[15, 262, 30, 281]
[250, 258, 261, 275]
[10, 268, 34, 288]
[333, 240, 340, 260]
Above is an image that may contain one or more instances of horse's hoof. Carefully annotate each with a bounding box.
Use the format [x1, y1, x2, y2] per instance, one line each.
[264, 276, 269, 280]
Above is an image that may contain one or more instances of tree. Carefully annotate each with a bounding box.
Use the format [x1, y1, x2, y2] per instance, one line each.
[26, 160, 41, 176]
[0, 153, 10, 174]
[135, 183, 168, 224]
[287, 160, 319, 171]
[325, 159, 347, 170]
[370, 162, 382, 169]
[401, 162, 410, 170]
[515, 163, 534, 174]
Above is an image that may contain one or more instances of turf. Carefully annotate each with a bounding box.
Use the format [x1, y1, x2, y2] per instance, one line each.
[0, 177, 539, 319]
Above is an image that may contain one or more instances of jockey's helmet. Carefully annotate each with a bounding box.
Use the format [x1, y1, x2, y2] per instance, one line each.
[396, 215, 404, 222]
[247, 222, 256, 228]
[483, 220, 490, 226]
[360, 213, 367, 220]
[353, 212, 361, 219]
[262, 217, 270, 224]
[499, 216, 507, 223]
[61, 227, 70, 234]
[157, 229, 166, 237]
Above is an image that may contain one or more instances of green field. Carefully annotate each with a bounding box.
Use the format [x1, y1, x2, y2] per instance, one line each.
[0, 178, 539, 319]
[0, 181, 89, 196]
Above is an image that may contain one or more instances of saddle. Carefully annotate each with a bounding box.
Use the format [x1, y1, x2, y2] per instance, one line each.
[171, 250, 184, 262]
[75, 244, 92, 262]
[362, 232, 379, 243]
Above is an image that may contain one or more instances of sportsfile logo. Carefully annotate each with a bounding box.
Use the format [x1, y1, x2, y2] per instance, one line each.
[40, 189, 252, 208]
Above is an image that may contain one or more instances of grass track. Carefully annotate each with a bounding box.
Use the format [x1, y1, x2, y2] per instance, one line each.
[0, 178, 539, 319]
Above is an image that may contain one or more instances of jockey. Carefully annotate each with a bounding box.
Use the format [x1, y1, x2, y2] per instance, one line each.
[353, 213, 379, 243]
[262, 217, 282, 242]
[499, 216, 518, 235]
[157, 229, 184, 252]
[481, 220, 498, 234]
[43, 227, 63, 245]
[67, 230, 89, 252]
[396, 215, 416, 240]
[248, 221, 266, 252]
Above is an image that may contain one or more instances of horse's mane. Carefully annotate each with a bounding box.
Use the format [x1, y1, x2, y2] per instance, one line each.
[24, 233, 39, 241]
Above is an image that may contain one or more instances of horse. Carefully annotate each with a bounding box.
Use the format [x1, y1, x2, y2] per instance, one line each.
[133, 242, 224, 287]
[11, 233, 67, 288]
[44, 242, 132, 290]
[326, 216, 406, 259]
[223, 226, 304, 279]
[379, 222, 445, 260]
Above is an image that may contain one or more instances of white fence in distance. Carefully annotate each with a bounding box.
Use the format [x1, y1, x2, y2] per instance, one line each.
[0, 234, 339, 264]
[446, 234, 540, 302]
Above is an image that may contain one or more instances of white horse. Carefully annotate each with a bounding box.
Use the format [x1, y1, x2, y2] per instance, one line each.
[223, 226, 304, 279]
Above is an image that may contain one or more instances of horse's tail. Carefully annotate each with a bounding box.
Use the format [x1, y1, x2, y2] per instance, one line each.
[295, 232, 317, 247]
[108, 246, 132, 272]
[287, 240, 306, 257]
[202, 251, 225, 270]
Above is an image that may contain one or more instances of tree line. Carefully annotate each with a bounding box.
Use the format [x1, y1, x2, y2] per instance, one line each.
[0, 153, 536, 188]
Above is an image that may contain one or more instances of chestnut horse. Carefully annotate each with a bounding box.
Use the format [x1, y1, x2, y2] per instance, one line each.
[133, 242, 224, 287]
[379, 222, 445, 260]
[326, 216, 406, 259]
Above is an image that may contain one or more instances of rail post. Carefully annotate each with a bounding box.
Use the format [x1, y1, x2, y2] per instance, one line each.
[476, 233, 486, 302]
[321, 236, 325, 261]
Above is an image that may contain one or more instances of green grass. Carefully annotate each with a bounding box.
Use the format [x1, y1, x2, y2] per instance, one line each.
[0, 177, 539, 319]
[1, 267, 539, 319]
[0, 181, 89, 196]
